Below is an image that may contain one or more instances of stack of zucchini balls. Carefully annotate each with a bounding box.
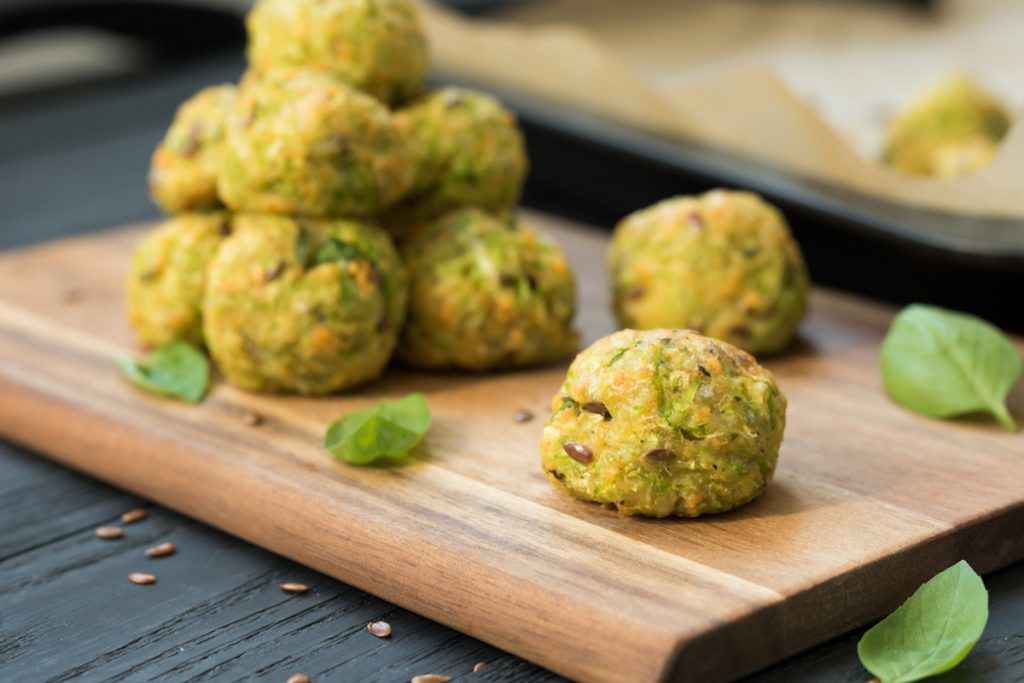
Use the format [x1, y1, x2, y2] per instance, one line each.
[128, 0, 580, 395]
[128, 0, 814, 520]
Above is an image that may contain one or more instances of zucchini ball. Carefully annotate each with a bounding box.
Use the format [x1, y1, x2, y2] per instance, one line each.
[218, 69, 412, 219]
[540, 328, 787, 518]
[246, 0, 428, 105]
[883, 74, 1011, 178]
[126, 212, 231, 348]
[609, 190, 809, 355]
[399, 208, 578, 370]
[203, 214, 407, 394]
[149, 85, 235, 213]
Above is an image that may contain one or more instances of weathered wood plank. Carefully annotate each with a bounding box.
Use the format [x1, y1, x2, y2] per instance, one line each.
[0, 446, 559, 682]
[0, 447, 141, 562]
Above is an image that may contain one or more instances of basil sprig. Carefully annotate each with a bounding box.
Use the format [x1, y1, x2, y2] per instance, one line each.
[880, 304, 1021, 430]
[858, 560, 988, 682]
[118, 341, 209, 403]
[324, 393, 431, 465]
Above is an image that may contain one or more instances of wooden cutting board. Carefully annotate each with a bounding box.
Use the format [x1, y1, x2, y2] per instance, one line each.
[0, 213, 1021, 683]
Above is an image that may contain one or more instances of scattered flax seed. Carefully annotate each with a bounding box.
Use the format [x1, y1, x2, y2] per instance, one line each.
[286, 674, 311, 683]
[472, 661, 488, 673]
[62, 287, 85, 304]
[121, 508, 148, 524]
[730, 324, 753, 340]
[280, 582, 309, 594]
[264, 261, 286, 282]
[513, 409, 534, 423]
[562, 441, 593, 465]
[687, 210, 705, 230]
[242, 411, 264, 427]
[180, 123, 202, 157]
[146, 542, 176, 558]
[367, 620, 392, 638]
[626, 286, 646, 300]
[95, 526, 124, 540]
[411, 676, 450, 683]
[581, 401, 612, 420]
[645, 449, 675, 463]
[129, 572, 156, 585]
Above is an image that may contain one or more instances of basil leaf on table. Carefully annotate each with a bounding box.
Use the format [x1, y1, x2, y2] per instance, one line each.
[118, 341, 209, 403]
[324, 393, 431, 465]
[858, 560, 988, 683]
[880, 304, 1022, 430]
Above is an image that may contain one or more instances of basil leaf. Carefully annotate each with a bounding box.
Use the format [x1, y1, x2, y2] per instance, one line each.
[880, 304, 1021, 430]
[118, 341, 209, 403]
[858, 560, 988, 683]
[324, 393, 431, 465]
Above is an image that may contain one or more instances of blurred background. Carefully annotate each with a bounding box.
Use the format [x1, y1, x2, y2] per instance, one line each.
[1, 0, 1021, 324]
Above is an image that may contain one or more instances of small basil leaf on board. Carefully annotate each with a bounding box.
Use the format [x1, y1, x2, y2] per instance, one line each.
[858, 560, 988, 683]
[118, 341, 209, 403]
[880, 304, 1022, 430]
[324, 393, 431, 465]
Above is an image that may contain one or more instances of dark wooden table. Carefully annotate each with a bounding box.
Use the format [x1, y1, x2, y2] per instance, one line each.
[1, 50, 1022, 683]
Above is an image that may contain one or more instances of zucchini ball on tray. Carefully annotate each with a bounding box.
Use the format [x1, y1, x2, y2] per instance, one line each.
[203, 214, 407, 395]
[218, 69, 412, 219]
[883, 74, 1011, 178]
[541, 329, 787, 518]
[149, 85, 235, 213]
[126, 212, 231, 348]
[384, 87, 528, 235]
[399, 208, 578, 371]
[246, 0, 429, 106]
[609, 190, 809, 356]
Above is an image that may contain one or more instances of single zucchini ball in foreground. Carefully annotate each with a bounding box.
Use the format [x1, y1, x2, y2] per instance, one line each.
[541, 328, 786, 518]
[246, 0, 428, 105]
[127, 212, 231, 348]
[399, 208, 578, 370]
[203, 214, 407, 395]
[608, 190, 808, 355]
[149, 85, 235, 213]
[883, 74, 1011, 178]
[218, 69, 412, 218]
[384, 88, 528, 235]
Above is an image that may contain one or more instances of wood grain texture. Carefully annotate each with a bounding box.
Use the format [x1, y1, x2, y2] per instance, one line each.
[0, 215, 1021, 683]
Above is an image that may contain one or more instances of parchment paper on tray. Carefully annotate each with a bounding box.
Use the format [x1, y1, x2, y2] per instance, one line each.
[416, 0, 1022, 219]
